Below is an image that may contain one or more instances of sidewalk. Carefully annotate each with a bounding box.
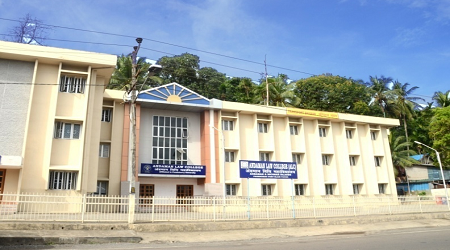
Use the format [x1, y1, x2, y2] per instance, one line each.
[1, 212, 450, 246]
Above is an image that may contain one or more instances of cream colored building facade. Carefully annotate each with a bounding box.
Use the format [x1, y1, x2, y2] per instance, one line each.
[0, 41, 116, 195]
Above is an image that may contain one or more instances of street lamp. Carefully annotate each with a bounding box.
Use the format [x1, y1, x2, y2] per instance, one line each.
[414, 141, 449, 209]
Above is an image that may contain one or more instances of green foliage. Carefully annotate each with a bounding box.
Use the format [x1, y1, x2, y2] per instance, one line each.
[429, 106, 450, 167]
[432, 90, 450, 107]
[157, 53, 200, 87]
[389, 135, 419, 170]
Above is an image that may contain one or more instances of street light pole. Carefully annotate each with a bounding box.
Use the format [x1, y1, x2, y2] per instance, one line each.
[414, 141, 449, 210]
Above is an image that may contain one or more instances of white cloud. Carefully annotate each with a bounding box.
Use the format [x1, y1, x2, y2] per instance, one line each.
[392, 27, 425, 47]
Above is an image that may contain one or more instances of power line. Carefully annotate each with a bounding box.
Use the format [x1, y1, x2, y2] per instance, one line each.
[0, 17, 316, 76]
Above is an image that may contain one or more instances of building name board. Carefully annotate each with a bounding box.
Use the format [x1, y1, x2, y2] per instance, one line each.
[286, 108, 339, 119]
[140, 164, 206, 177]
[239, 160, 298, 179]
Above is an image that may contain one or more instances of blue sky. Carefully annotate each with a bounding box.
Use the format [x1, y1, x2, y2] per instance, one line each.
[0, 0, 449, 103]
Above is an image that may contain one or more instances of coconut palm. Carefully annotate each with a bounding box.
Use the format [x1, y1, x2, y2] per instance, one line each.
[254, 74, 300, 107]
[389, 134, 420, 176]
[432, 90, 450, 107]
[368, 76, 396, 117]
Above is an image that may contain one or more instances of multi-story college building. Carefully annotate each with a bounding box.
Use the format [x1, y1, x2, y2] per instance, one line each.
[0, 41, 400, 198]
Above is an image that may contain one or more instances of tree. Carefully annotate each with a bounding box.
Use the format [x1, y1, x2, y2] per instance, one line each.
[389, 134, 419, 177]
[7, 14, 51, 45]
[196, 67, 227, 99]
[429, 106, 450, 167]
[108, 55, 162, 91]
[432, 90, 450, 107]
[254, 74, 299, 107]
[367, 76, 396, 118]
[157, 53, 200, 87]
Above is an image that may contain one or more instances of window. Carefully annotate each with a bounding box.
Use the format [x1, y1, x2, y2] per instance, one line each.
[140, 184, 155, 205]
[101, 109, 111, 122]
[99, 144, 110, 158]
[349, 156, 356, 166]
[290, 125, 299, 135]
[226, 184, 237, 195]
[262, 184, 273, 196]
[374, 156, 382, 167]
[258, 123, 268, 133]
[152, 116, 188, 165]
[292, 153, 302, 164]
[260, 152, 270, 161]
[295, 184, 305, 195]
[378, 184, 386, 194]
[319, 127, 327, 137]
[225, 151, 235, 162]
[325, 184, 335, 195]
[94, 181, 108, 195]
[59, 75, 86, 94]
[222, 120, 234, 131]
[48, 171, 77, 190]
[322, 155, 331, 165]
[353, 184, 361, 195]
[346, 129, 353, 139]
[54, 122, 81, 139]
[371, 131, 377, 140]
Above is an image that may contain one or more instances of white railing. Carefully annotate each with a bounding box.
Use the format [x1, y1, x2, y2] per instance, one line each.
[0, 193, 448, 223]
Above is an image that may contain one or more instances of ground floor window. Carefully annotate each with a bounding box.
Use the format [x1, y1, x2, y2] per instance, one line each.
[0, 169, 5, 196]
[226, 184, 237, 195]
[325, 184, 335, 195]
[353, 184, 362, 195]
[295, 184, 306, 195]
[378, 184, 386, 194]
[261, 184, 273, 196]
[48, 171, 77, 190]
[140, 184, 155, 205]
[94, 181, 108, 195]
[177, 185, 194, 204]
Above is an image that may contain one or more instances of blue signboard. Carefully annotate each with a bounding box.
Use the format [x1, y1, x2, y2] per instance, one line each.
[140, 163, 206, 177]
[239, 160, 298, 179]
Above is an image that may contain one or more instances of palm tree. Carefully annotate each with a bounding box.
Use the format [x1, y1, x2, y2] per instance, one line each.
[389, 134, 420, 177]
[108, 55, 162, 91]
[391, 81, 425, 151]
[368, 76, 395, 117]
[432, 90, 450, 107]
[254, 74, 300, 107]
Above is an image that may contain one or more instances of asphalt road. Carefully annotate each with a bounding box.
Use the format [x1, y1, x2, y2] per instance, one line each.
[6, 225, 450, 250]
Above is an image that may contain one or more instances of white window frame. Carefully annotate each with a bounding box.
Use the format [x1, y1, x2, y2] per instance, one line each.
[59, 75, 86, 94]
[260, 152, 270, 161]
[225, 151, 235, 162]
[48, 171, 78, 190]
[258, 123, 268, 133]
[99, 144, 110, 158]
[226, 184, 237, 196]
[262, 184, 273, 196]
[222, 120, 234, 131]
[346, 129, 353, 139]
[371, 131, 377, 140]
[322, 155, 331, 165]
[325, 184, 335, 195]
[374, 156, 382, 167]
[349, 156, 356, 166]
[54, 121, 81, 139]
[319, 127, 327, 137]
[378, 184, 386, 194]
[101, 109, 112, 122]
[152, 116, 188, 165]
[295, 184, 306, 196]
[292, 153, 302, 164]
[290, 125, 299, 135]
[94, 181, 108, 195]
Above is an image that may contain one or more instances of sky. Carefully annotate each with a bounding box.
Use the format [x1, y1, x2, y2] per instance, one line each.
[0, 0, 449, 104]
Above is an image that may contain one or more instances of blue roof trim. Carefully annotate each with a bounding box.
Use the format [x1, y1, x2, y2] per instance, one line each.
[138, 83, 211, 106]
[183, 99, 210, 105]
[411, 155, 424, 160]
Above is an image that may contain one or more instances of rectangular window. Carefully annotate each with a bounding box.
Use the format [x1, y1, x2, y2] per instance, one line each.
[59, 75, 86, 94]
[322, 155, 331, 165]
[258, 123, 268, 133]
[349, 156, 356, 166]
[374, 156, 382, 167]
[226, 184, 237, 195]
[152, 116, 188, 165]
[99, 144, 110, 158]
[222, 120, 234, 131]
[48, 171, 77, 190]
[295, 184, 305, 196]
[325, 184, 335, 195]
[54, 122, 81, 139]
[319, 127, 327, 137]
[353, 184, 361, 195]
[378, 184, 386, 194]
[260, 152, 270, 161]
[225, 151, 235, 162]
[346, 129, 353, 139]
[292, 153, 302, 164]
[262, 184, 272, 196]
[290, 125, 299, 135]
[101, 109, 111, 122]
[140, 184, 155, 205]
[371, 131, 377, 140]
[94, 181, 108, 195]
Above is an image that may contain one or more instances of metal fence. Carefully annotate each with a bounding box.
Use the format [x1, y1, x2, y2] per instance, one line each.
[1, 193, 449, 223]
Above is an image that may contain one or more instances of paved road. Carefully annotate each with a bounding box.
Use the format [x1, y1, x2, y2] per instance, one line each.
[6, 225, 450, 250]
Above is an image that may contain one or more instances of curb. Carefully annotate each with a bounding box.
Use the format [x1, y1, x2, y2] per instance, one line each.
[0, 236, 142, 246]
